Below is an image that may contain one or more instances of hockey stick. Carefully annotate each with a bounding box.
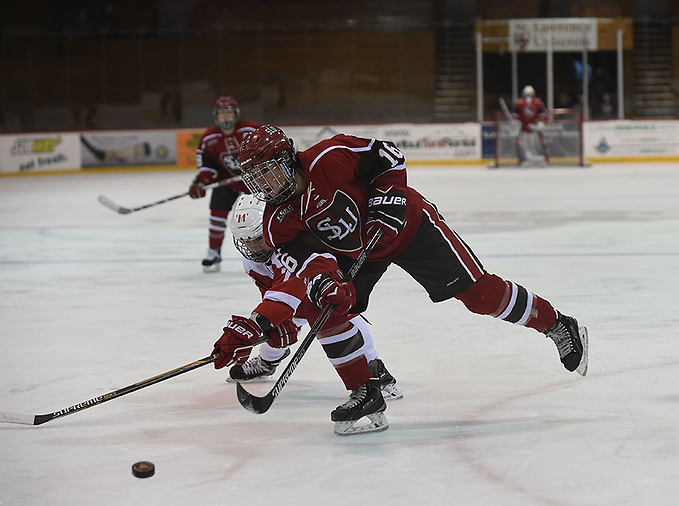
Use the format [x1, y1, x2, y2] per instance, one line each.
[0, 354, 218, 426]
[236, 228, 384, 415]
[97, 176, 242, 215]
[498, 97, 514, 122]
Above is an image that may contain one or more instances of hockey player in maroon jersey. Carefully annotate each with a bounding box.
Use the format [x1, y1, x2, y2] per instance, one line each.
[188, 96, 261, 272]
[229, 124, 589, 433]
[212, 195, 401, 430]
[512, 85, 548, 166]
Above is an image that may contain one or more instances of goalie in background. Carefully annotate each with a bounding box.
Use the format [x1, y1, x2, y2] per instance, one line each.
[189, 96, 261, 272]
[512, 85, 548, 167]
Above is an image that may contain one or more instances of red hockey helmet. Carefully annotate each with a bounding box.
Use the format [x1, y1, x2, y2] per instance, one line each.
[213, 96, 240, 132]
[238, 125, 298, 204]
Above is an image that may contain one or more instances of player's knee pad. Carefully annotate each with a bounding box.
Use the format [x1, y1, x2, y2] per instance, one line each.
[455, 273, 510, 316]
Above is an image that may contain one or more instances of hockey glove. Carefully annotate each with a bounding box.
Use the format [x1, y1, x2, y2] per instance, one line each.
[366, 186, 407, 242]
[189, 167, 218, 199]
[212, 315, 263, 369]
[307, 273, 356, 316]
[266, 318, 300, 348]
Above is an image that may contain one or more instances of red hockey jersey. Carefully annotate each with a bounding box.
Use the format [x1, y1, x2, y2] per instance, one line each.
[262, 134, 426, 280]
[512, 98, 546, 132]
[241, 256, 309, 328]
[197, 120, 260, 191]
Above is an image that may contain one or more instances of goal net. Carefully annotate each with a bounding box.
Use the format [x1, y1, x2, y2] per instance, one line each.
[492, 108, 585, 168]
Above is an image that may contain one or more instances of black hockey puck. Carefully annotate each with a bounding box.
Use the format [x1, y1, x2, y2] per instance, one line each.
[131, 461, 155, 478]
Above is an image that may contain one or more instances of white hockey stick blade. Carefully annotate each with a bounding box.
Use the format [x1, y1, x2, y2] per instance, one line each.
[0, 412, 37, 425]
[97, 194, 131, 214]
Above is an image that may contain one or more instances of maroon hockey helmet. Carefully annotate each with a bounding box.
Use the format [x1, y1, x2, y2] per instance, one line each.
[213, 96, 241, 132]
[238, 125, 298, 204]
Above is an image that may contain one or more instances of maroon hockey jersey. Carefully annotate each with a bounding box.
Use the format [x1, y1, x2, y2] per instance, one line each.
[262, 134, 427, 279]
[197, 120, 260, 191]
[512, 98, 546, 132]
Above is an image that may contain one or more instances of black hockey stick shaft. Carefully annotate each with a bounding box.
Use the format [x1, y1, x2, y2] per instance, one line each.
[236, 228, 384, 414]
[0, 355, 218, 426]
[97, 176, 241, 215]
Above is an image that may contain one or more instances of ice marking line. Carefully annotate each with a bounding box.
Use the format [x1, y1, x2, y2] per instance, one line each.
[484, 251, 679, 259]
[0, 258, 242, 265]
[2, 252, 678, 266]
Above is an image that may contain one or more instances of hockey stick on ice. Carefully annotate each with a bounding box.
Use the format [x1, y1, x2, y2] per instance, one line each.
[97, 176, 242, 215]
[0, 354, 218, 426]
[0, 330, 275, 426]
[236, 228, 384, 415]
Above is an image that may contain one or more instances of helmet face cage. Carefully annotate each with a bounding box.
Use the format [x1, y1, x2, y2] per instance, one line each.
[229, 195, 273, 263]
[238, 125, 298, 204]
[213, 96, 240, 132]
[241, 155, 297, 204]
[234, 235, 272, 264]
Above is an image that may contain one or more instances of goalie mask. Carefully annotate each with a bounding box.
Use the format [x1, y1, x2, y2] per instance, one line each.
[213, 96, 241, 132]
[229, 195, 272, 263]
[522, 85, 536, 104]
[237, 125, 298, 204]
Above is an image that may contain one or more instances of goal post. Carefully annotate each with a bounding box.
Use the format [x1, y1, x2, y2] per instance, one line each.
[492, 108, 585, 168]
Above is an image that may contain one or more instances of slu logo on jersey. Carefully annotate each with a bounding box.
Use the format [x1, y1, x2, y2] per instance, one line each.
[306, 190, 362, 252]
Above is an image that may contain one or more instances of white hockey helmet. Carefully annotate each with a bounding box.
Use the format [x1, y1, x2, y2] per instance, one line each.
[522, 85, 536, 99]
[229, 194, 272, 263]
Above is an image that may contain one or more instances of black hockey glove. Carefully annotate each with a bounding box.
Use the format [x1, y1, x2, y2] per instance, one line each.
[366, 186, 407, 239]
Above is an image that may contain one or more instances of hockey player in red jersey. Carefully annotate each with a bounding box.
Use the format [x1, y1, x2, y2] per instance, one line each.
[211, 195, 401, 434]
[229, 124, 589, 434]
[512, 85, 548, 166]
[188, 96, 261, 272]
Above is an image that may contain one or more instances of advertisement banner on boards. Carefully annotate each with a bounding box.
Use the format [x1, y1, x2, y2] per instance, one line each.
[282, 123, 481, 162]
[0, 133, 81, 173]
[80, 131, 176, 167]
[509, 18, 598, 52]
[584, 120, 679, 159]
[176, 129, 203, 167]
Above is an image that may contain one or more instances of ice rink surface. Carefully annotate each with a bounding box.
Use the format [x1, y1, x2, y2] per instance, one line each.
[1, 163, 678, 505]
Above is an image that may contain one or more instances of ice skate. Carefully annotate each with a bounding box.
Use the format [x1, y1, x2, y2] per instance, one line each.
[227, 349, 290, 382]
[545, 312, 588, 376]
[368, 358, 403, 401]
[331, 378, 388, 436]
[202, 248, 222, 273]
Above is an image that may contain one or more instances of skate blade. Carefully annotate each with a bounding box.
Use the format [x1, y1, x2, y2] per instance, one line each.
[203, 264, 221, 273]
[333, 412, 389, 436]
[381, 383, 404, 401]
[575, 326, 589, 377]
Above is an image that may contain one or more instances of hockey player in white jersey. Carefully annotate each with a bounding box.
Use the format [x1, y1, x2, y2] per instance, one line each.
[211, 195, 401, 434]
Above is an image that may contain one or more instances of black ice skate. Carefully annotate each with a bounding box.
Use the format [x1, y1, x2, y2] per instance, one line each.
[368, 358, 403, 400]
[227, 349, 290, 382]
[202, 248, 222, 273]
[331, 378, 388, 436]
[545, 312, 589, 376]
